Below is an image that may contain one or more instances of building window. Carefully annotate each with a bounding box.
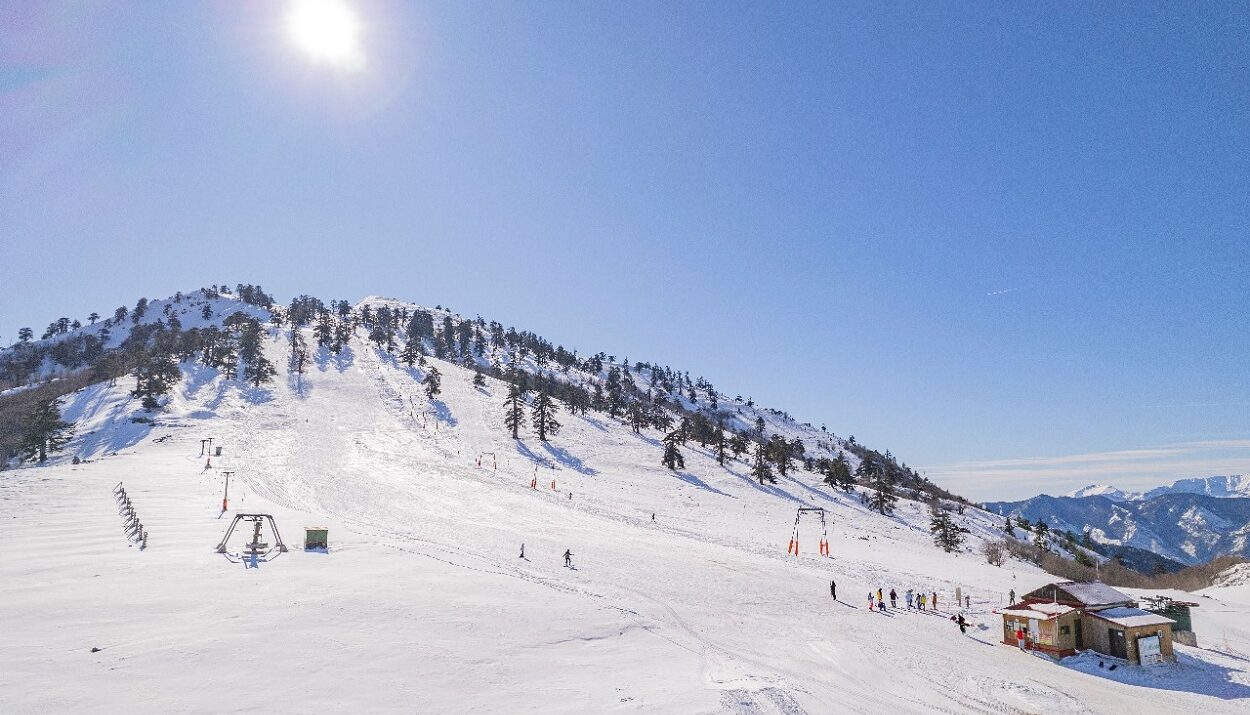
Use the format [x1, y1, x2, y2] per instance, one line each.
[1059, 625, 1070, 635]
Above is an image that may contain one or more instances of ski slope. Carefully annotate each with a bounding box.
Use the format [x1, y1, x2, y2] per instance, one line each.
[3, 317, 1249, 713]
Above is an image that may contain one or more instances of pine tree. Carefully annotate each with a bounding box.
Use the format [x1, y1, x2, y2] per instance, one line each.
[473, 369, 487, 388]
[400, 339, 422, 367]
[1033, 520, 1050, 550]
[713, 422, 728, 466]
[18, 327, 33, 343]
[1004, 516, 1016, 537]
[661, 429, 686, 470]
[767, 434, 793, 476]
[860, 459, 897, 515]
[929, 500, 969, 553]
[423, 366, 442, 399]
[751, 442, 775, 485]
[531, 390, 561, 441]
[503, 382, 527, 439]
[19, 398, 75, 463]
[729, 433, 749, 459]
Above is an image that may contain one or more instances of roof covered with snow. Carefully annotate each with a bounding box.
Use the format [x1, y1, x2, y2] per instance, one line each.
[1087, 607, 1176, 629]
[999, 602, 1078, 620]
[1027, 581, 1132, 607]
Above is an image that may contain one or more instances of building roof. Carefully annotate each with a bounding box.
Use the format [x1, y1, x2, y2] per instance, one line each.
[1024, 581, 1133, 607]
[1087, 607, 1176, 629]
[999, 602, 1078, 621]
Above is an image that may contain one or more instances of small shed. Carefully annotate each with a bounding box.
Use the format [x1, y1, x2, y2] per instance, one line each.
[999, 602, 1082, 658]
[304, 527, 329, 550]
[1084, 607, 1176, 665]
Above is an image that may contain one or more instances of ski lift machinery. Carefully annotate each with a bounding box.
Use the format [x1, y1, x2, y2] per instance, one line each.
[787, 507, 830, 556]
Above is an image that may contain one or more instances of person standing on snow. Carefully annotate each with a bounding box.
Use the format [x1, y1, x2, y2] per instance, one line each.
[906, 589, 914, 609]
[563, 549, 573, 567]
[918, 593, 926, 611]
[830, 579, 837, 599]
[519, 543, 525, 559]
[1009, 588, 1015, 604]
[932, 592, 938, 610]
[889, 589, 898, 608]
[1015, 625, 1026, 650]
[877, 588, 883, 604]
[957, 614, 967, 634]
[868, 593, 875, 610]
[965, 594, 971, 609]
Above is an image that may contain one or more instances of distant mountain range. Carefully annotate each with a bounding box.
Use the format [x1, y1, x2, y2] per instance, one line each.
[986, 475, 1250, 567]
[1064, 474, 1250, 502]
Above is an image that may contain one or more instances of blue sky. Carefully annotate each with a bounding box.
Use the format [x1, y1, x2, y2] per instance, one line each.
[2, 2, 1247, 499]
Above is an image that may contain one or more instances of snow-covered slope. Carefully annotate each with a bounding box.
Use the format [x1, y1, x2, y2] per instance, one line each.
[3, 294, 1250, 712]
[1065, 484, 1136, 502]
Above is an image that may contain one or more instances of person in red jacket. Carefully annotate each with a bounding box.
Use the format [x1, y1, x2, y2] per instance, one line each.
[1016, 626, 1026, 651]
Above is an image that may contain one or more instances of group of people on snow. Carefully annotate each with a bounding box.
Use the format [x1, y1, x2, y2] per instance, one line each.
[837, 580, 972, 635]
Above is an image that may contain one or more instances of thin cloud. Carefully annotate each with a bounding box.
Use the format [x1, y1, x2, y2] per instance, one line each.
[924, 439, 1250, 500]
[985, 287, 1020, 297]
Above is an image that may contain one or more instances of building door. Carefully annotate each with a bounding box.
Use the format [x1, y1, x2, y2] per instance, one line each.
[1075, 619, 1083, 650]
[1109, 628, 1127, 659]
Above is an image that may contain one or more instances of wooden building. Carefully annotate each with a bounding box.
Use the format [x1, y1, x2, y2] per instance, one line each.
[998, 581, 1177, 665]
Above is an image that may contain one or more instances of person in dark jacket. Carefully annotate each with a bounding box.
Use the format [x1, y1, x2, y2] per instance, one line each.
[563, 549, 573, 567]
[830, 579, 837, 599]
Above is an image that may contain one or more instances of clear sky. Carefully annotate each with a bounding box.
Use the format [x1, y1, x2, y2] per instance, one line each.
[2, 2, 1247, 500]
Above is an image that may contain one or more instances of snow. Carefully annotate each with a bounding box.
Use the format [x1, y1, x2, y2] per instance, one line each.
[1000, 603, 1077, 620]
[1088, 607, 1177, 629]
[1058, 581, 1134, 606]
[3, 313, 1250, 713]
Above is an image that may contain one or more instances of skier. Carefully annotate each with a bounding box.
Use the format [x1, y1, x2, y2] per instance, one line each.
[905, 589, 914, 609]
[889, 589, 898, 608]
[830, 579, 837, 600]
[519, 543, 525, 559]
[957, 614, 967, 635]
[563, 549, 573, 568]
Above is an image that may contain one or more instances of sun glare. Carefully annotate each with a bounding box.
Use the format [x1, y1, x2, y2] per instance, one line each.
[286, 0, 364, 69]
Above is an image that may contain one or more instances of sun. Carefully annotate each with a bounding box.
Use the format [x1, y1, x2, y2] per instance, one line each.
[286, 0, 364, 69]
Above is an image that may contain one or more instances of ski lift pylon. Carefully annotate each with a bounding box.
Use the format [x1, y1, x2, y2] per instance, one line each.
[476, 452, 497, 470]
[788, 507, 830, 556]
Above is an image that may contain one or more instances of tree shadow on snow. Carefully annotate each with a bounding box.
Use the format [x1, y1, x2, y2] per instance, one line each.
[540, 442, 597, 475]
[428, 398, 457, 427]
[672, 470, 734, 498]
[732, 472, 806, 504]
[514, 440, 555, 469]
[315, 345, 355, 373]
[240, 385, 274, 405]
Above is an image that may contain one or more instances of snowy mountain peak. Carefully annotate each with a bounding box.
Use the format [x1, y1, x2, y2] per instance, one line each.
[1064, 484, 1137, 501]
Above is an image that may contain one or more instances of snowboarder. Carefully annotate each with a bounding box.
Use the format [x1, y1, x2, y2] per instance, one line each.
[957, 614, 967, 634]
[830, 579, 837, 599]
[889, 589, 897, 608]
[563, 549, 573, 567]
[905, 589, 914, 609]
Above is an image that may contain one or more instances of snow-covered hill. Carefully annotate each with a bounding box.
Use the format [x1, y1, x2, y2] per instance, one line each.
[3, 289, 1250, 712]
[1061, 476, 1250, 503]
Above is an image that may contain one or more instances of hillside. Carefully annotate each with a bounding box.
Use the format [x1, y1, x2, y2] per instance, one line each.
[986, 493, 1250, 566]
[3, 287, 1250, 712]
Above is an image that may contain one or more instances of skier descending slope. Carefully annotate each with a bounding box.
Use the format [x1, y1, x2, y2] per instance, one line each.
[563, 549, 573, 568]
